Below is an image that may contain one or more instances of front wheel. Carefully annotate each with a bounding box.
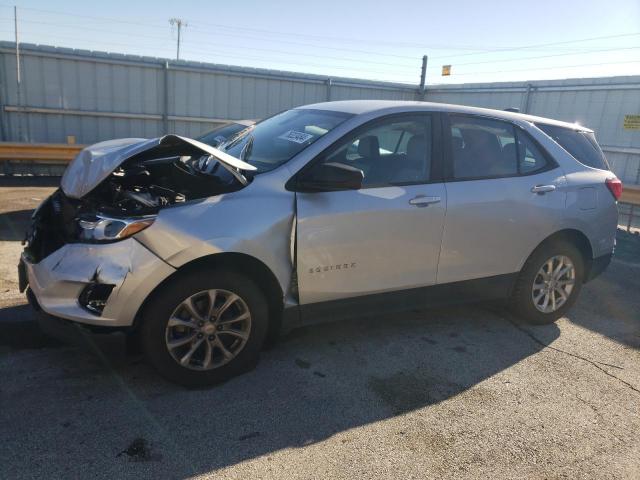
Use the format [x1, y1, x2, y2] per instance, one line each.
[140, 269, 268, 387]
[510, 241, 584, 325]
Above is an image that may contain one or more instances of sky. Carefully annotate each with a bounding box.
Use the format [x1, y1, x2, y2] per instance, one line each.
[0, 0, 639, 86]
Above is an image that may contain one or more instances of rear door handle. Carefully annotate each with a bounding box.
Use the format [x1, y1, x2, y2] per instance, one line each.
[531, 184, 556, 194]
[409, 195, 441, 207]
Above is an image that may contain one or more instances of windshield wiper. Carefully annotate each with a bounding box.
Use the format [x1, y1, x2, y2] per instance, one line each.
[240, 135, 255, 162]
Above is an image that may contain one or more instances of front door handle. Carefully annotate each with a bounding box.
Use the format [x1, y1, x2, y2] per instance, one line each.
[409, 195, 441, 207]
[531, 184, 556, 194]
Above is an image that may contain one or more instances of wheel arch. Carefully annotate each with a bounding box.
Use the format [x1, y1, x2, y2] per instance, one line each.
[132, 252, 285, 340]
[527, 228, 594, 277]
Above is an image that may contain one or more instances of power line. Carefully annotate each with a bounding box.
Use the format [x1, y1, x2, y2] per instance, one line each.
[0, 17, 419, 70]
[0, 3, 533, 53]
[0, 27, 415, 81]
[8, 16, 639, 75]
[0, 28, 173, 52]
[2, 3, 640, 84]
[0, 4, 416, 60]
[446, 59, 640, 76]
[3, 4, 640, 66]
[431, 32, 640, 60]
[187, 20, 499, 52]
[443, 45, 640, 67]
[177, 46, 416, 79]
[183, 25, 421, 60]
[0, 3, 169, 29]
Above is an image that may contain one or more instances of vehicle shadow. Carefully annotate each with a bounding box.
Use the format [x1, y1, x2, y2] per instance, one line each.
[0, 303, 558, 478]
[0, 176, 61, 188]
[0, 209, 32, 241]
[567, 231, 640, 350]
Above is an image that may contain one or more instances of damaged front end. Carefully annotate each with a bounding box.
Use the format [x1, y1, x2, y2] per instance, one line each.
[22, 134, 255, 326]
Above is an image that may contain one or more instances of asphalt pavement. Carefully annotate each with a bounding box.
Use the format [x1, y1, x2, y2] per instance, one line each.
[1, 181, 639, 479]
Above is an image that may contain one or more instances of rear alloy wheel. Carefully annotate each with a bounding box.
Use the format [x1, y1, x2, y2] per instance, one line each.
[141, 270, 268, 387]
[531, 255, 576, 314]
[511, 241, 584, 325]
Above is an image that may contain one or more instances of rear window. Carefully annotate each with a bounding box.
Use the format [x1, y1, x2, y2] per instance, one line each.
[536, 123, 610, 170]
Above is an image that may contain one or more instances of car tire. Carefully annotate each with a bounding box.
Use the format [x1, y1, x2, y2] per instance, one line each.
[140, 269, 269, 388]
[510, 240, 584, 325]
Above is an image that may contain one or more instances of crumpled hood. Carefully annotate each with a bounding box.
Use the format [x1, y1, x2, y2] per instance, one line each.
[61, 134, 256, 199]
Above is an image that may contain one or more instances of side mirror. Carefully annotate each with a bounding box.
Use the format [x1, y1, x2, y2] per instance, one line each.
[295, 162, 364, 192]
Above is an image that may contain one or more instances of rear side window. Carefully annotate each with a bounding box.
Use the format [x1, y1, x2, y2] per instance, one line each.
[536, 124, 610, 170]
[449, 116, 518, 179]
[517, 130, 549, 174]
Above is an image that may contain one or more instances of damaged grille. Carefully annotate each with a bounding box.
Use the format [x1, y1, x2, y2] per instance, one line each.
[24, 189, 81, 263]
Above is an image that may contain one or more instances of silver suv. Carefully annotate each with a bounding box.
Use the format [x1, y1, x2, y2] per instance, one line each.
[20, 101, 621, 386]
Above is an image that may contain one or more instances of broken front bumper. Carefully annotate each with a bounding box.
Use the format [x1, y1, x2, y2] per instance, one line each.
[22, 238, 175, 327]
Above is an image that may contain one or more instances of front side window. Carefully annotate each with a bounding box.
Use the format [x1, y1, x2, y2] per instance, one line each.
[316, 115, 432, 188]
[220, 109, 352, 173]
[450, 116, 518, 180]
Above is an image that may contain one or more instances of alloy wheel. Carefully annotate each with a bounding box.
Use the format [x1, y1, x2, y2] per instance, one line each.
[164, 289, 252, 370]
[531, 255, 576, 314]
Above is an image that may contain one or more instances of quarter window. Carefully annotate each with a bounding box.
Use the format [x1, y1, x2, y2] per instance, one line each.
[449, 116, 518, 180]
[536, 123, 610, 170]
[319, 116, 432, 187]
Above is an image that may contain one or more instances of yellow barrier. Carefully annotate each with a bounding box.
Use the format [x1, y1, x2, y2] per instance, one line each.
[0, 141, 639, 206]
[0, 142, 83, 164]
[621, 185, 640, 206]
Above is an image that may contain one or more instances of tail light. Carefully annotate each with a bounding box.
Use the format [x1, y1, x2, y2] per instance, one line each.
[605, 177, 623, 200]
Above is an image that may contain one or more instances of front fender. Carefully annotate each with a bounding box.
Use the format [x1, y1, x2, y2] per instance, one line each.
[134, 185, 296, 297]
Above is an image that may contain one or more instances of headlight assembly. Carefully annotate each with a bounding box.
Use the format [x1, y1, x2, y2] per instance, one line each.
[78, 214, 155, 242]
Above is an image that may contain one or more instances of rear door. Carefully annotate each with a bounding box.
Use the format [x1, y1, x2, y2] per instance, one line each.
[437, 114, 567, 285]
[294, 113, 447, 307]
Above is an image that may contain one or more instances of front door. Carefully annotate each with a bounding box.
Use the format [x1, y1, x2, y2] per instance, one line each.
[295, 113, 447, 308]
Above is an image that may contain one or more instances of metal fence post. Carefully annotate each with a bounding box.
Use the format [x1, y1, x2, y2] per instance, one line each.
[163, 61, 170, 134]
[326, 77, 332, 101]
[419, 55, 428, 99]
[522, 83, 533, 114]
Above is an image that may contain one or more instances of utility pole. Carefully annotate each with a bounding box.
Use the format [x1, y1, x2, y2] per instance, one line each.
[14, 6, 24, 141]
[419, 55, 428, 97]
[169, 18, 187, 61]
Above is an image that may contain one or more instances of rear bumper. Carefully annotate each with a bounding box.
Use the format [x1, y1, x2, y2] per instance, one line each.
[23, 238, 175, 327]
[585, 253, 612, 282]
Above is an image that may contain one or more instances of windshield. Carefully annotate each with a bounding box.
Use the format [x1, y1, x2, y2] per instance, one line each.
[220, 109, 353, 172]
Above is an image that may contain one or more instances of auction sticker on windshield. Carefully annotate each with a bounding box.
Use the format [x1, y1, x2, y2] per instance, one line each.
[278, 130, 314, 144]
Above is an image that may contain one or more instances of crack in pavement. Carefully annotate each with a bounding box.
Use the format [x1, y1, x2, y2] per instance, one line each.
[500, 313, 640, 396]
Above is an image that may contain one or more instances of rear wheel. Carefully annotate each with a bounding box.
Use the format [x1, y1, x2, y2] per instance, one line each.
[510, 240, 584, 325]
[140, 269, 268, 387]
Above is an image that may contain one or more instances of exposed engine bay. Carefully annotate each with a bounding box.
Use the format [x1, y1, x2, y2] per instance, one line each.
[25, 135, 253, 262]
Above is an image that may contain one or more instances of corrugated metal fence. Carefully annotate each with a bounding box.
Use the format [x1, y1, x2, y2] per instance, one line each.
[1, 42, 639, 188]
[0, 41, 417, 144]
